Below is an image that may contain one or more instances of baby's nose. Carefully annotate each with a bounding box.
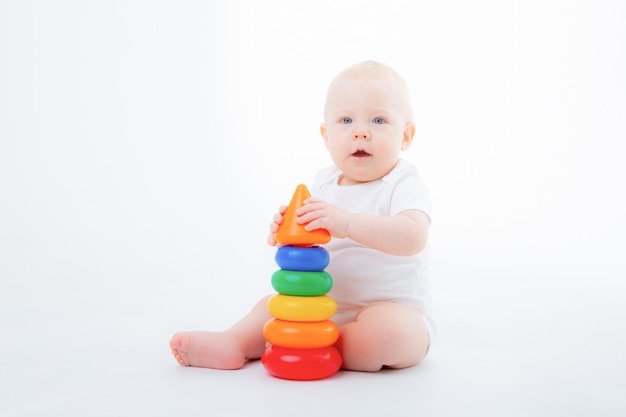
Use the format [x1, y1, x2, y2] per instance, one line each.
[352, 128, 370, 140]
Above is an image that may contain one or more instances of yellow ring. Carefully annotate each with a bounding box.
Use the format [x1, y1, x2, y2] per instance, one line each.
[267, 294, 337, 322]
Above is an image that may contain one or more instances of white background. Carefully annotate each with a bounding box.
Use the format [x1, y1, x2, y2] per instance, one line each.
[1, 1, 625, 416]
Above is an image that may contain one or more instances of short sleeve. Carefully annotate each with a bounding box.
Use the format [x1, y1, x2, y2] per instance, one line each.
[388, 165, 432, 220]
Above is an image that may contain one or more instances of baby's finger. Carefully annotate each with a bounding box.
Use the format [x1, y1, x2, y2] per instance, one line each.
[303, 218, 325, 233]
[270, 220, 283, 232]
[303, 197, 324, 205]
[297, 202, 325, 216]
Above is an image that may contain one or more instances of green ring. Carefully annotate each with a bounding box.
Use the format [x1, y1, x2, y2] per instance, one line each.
[271, 269, 333, 296]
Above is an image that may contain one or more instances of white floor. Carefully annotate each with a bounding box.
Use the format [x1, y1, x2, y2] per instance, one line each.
[2, 246, 624, 417]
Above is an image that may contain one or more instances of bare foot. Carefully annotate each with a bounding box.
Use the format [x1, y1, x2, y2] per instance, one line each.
[169, 331, 246, 370]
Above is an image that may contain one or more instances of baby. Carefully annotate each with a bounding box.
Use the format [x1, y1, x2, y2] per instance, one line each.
[170, 61, 433, 372]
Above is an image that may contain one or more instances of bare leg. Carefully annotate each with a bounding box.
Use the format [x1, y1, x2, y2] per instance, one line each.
[335, 302, 430, 372]
[170, 295, 272, 369]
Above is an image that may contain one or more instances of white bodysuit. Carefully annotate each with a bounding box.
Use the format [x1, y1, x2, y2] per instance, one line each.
[311, 159, 435, 334]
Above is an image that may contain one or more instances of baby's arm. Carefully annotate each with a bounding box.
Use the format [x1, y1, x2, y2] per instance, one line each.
[296, 198, 429, 256]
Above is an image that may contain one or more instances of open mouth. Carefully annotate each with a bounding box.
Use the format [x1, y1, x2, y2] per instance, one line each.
[352, 150, 371, 157]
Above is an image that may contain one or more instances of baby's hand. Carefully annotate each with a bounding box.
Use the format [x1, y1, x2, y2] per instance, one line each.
[267, 205, 288, 246]
[296, 197, 349, 239]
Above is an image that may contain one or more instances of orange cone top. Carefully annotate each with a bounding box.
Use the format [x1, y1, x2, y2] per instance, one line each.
[274, 184, 331, 246]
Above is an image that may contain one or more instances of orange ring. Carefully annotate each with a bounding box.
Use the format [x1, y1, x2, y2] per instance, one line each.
[263, 318, 339, 349]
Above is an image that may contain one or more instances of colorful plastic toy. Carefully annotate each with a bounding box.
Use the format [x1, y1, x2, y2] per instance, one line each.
[262, 345, 342, 381]
[273, 184, 331, 246]
[263, 319, 339, 349]
[275, 245, 330, 271]
[267, 294, 337, 321]
[271, 269, 333, 296]
[262, 184, 342, 380]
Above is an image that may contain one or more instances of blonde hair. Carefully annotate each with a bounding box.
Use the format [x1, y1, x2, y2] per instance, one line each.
[324, 61, 414, 120]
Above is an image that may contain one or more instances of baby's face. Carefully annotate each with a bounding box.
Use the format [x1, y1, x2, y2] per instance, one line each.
[321, 73, 413, 185]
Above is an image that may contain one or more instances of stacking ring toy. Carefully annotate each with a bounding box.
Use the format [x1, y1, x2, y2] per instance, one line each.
[261, 345, 342, 381]
[267, 294, 336, 322]
[275, 245, 330, 271]
[271, 269, 332, 296]
[262, 184, 341, 380]
[263, 318, 339, 349]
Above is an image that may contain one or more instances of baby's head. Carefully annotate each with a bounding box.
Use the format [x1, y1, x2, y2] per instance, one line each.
[324, 61, 413, 122]
[321, 61, 416, 185]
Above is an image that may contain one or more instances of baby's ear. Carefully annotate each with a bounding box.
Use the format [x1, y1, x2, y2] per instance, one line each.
[320, 123, 329, 146]
[401, 122, 416, 150]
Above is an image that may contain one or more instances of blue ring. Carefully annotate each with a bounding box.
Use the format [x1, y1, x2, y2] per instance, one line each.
[275, 245, 329, 271]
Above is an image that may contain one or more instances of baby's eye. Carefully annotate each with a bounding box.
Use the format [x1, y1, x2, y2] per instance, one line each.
[372, 117, 385, 124]
[340, 117, 352, 124]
